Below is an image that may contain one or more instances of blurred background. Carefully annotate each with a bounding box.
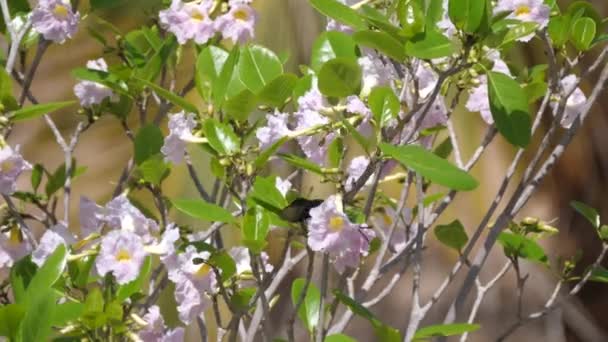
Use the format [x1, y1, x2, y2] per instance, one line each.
[8, 0, 608, 340]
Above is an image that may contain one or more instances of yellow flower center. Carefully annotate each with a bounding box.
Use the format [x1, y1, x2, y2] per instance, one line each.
[115, 250, 132, 262]
[514, 5, 531, 16]
[382, 214, 393, 227]
[195, 263, 212, 278]
[190, 11, 205, 21]
[9, 226, 22, 245]
[233, 9, 249, 21]
[1, 160, 14, 173]
[53, 4, 69, 18]
[329, 216, 345, 232]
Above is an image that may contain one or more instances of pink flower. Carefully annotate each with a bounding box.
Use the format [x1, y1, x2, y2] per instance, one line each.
[161, 112, 198, 164]
[95, 230, 148, 284]
[215, 3, 257, 44]
[74, 59, 117, 108]
[31, 0, 79, 44]
[0, 145, 32, 195]
[256, 111, 291, 149]
[163, 246, 216, 323]
[159, 0, 216, 45]
[139, 306, 185, 342]
[307, 195, 375, 273]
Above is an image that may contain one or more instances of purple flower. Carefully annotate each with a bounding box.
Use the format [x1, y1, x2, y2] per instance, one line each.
[104, 194, 159, 242]
[96, 230, 148, 284]
[256, 111, 291, 149]
[161, 112, 198, 164]
[0, 227, 31, 281]
[0, 145, 32, 195]
[495, 0, 550, 41]
[164, 246, 216, 323]
[159, 0, 216, 45]
[307, 195, 374, 273]
[79, 196, 104, 237]
[139, 306, 185, 342]
[31, 0, 80, 44]
[346, 95, 373, 136]
[466, 53, 512, 125]
[297, 88, 327, 112]
[74, 59, 117, 108]
[229, 246, 274, 275]
[215, 3, 257, 44]
[553, 75, 587, 128]
[359, 55, 393, 96]
[31, 222, 75, 267]
[275, 177, 292, 197]
[345, 156, 369, 192]
[295, 110, 332, 165]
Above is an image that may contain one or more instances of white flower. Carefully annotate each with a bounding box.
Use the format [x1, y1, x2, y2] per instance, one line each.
[552, 75, 587, 128]
[74, 59, 117, 107]
[161, 112, 198, 164]
[95, 230, 148, 284]
[345, 156, 369, 192]
[215, 3, 257, 44]
[31, 222, 75, 267]
[31, 0, 80, 44]
[159, 0, 216, 45]
[0, 145, 32, 195]
[495, 0, 550, 41]
[256, 111, 291, 149]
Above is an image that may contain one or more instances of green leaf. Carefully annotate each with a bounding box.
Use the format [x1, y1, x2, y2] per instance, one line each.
[434, 220, 468, 251]
[238, 45, 283, 93]
[10, 257, 36, 304]
[318, 58, 362, 98]
[291, 278, 321, 332]
[589, 266, 608, 283]
[448, 0, 486, 33]
[51, 302, 85, 326]
[209, 250, 237, 281]
[172, 198, 236, 223]
[242, 206, 271, 253]
[136, 78, 199, 114]
[570, 201, 600, 229]
[19, 289, 58, 342]
[138, 155, 170, 185]
[0, 304, 25, 339]
[223, 89, 258, 121]
[82, 287, 105, 329]
[26, 245, 67, 299]
[380, 143, 478, 191]
[311, 31, 358, 72]
[487, 71, 531, 147]
[397, 0, 425, 38]
[11, 101, 76, 121]
[309, 0, 367, 31]
[134, 124, 164, 165]
[250, 176, 288, 210]
[31, 164, 43, 192]
[258, 74, 298, 108]
[116, 256, 152, 302]
[72, 68, 129, 96]
[497, 232, 548, 264]
[196, 46, 229, 98]
[279, 153, 324, 175]
[325, 334, 356, 342]
[203, 118, 240, 155]
[333, 290, 401, 341]
[135, 36, 177, 82]
[570, 17, 596, 51]
[368, 86, 400, 127]
[548, 15, 572, 47]
[214, 47, 240, 106]
[413, 323, 480, 340]
[0, 68, 18, 111]
[353, 30, 407, 61]
[405, 30, 456, 60]
[230, 288, 256, 310]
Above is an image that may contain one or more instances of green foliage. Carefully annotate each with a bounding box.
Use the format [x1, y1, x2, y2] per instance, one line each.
[203, 118, 240, 156]
[116, 256, 152, 302]
[369, 86, 400, 128]
[497, 232, 548, 264]
[239, 45, 284, 93]
[311, 31, 358, 72]
[571, 201, 600, 229]
[291, 278, 321, 332]
[448, 0, 488, 34]
[309, 0, 367, 31]
[353, 30, 407, 61]
[434, 220, 469, 252]
[11, 101, 76, 121]
[172, 198, 236, 223]
[242, 205, 271, 253]
[318, 58, 362, 98]
[134, 124, 164, 165]
[413, 323, 480, 340]
[405, 30, 456, 60]
[380, 143, 478, 191]
[571, 17, 596, 51]
[487, 71, 531, 147]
